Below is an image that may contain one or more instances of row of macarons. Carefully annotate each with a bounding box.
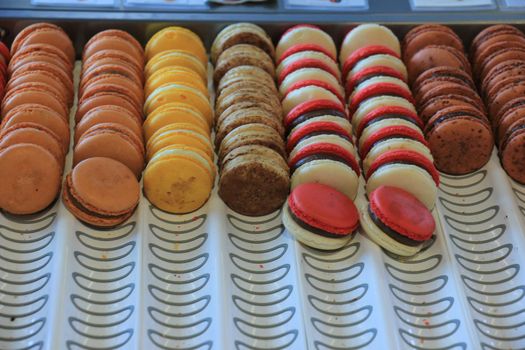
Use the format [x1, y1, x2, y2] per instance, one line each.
[0, 24, 75, 215]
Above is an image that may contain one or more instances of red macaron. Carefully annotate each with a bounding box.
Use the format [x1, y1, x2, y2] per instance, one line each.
[286, 182, 360, 237]
[289, 142, 360, 177]
[284, 79, 345, 106]
[368, 185, 435, 243]
[287, 120, 353, 153]
[359, 125, 428, 160]
[342, 45, 400, 82]
[285, 99, 347, 130]
[277, 43, 337, 65]
[365, 149, 440, 186]
[348, 82, 415, 116]
[278, 58, 340, 86]
[345, 66, 406, 97]
[355, 105, 423, 140]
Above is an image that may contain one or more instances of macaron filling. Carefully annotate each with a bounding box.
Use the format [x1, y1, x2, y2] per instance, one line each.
[425, 110, 487, 135]
[287, 109, 348, 132]
[287, 205, 353, 239]
[290, 144, 360, 177]
[367, 205, 425, 246]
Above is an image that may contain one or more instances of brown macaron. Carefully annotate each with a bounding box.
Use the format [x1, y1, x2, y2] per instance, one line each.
[499, 118, 525, 184]
[496, 98, 525, 142]
[0, 143, 62, 215]
[219, 145, 290, 216]
[407, 45, 470, 83]
[74, 105, 143, 145]
[63, 157, 140, 228]
[417, 82, 484, 109]
[215, 89, 282, 122]
[73, 123, 145, 178]
[217, 65, 277, 93]
[419, 94, 485, 123]
[1, 82, 69, 119]
[481, 60, 525, 99]
[1, 104, 70, 153]
[213, 44, 275, 86]
[424, 105, 493, 174]
[82, 29, 144, 66]
[403, 24, 464, 63]
[487, 80, 525, 121]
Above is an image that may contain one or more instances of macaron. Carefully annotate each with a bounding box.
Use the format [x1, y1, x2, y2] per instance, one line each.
[418, 94, 484, 123]
[144, 145, 215, 214]
[282, 85, 343, 116]
[145, 26, 206, 65]
[284, 99, 348, 133]
[144, 84, 212, 124]
[145, 66, 208, 98]
[143, 102, 210, 141]
[218, 123, 286, 163]
[0, 122, 65, 166]
[145, 50, 207, 81]
[81, 62, 143, 90]
[276, 25, 337, 63]
[217, 65, 276, 94]
[346, 54, 408, 84]
[0, 143, 62, 215]
[470, 25, 525, 57]
[278, 43, 337, 65]
[340, 24, 401, 65]
[80, 76, 144, 109]
[424, 105, 493, 175]
[63, 157, 140, 227]
[342, 45, 400, 83]
[366, 149, 439, 210]
[75, 91, 142, 124]
[0, 41, 10, 64]
[351, 95, 417, 131]
[74, 105, 143, 145]
[219, 145, 289, 216]
[286, 118, 353, 153]
[283, 183, 359, 250]
[407, 45, 470, 83]
[277, 50, 339, 81]
[500, 118, 525, 184]
[211, 23, 275, 64]
[73, 123, 145, 178]
[354, 105, 422, 140]
[345, 66, 407, 97]
[279, 67, 344, 98]
[487, 80, 525, 120]
[215, 89, 282, 123]
[146, 122, 213, 161]
[402, 24, 464, 63]
[213, 44, 275, 86]
[82, 49, 143, 82]
[361, 185, 435, 257]
[83, 29, 144, 66]
[8, 45, 73, 79]
[11, 23, 75, 64]
[1, 104, 70, 153]
[496, 98, 525, 142]
[288, 135, 360, 201]
[1, 82, 69, 119]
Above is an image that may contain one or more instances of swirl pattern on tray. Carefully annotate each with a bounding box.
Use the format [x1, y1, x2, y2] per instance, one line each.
[66, 221, 138, 350]
[227, 210, 301, 349]
[384, 246, 466, 349]
[300, 240, 378, 350]
[438, 170, 525, 350]
[0, 211, 57, 350]
[145, 205, 213, 350]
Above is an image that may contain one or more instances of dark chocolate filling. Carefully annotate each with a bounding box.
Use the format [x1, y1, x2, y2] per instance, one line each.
[361, 114, 419, 133]
[354, 72, 387, 86]
[368, 206, 422, 246]
[501, 123, 525, 152]
[426, 110, 486, 135]
[67, 184, 128, 220]
[288, 206, 353, 239]
[288, 109, 348, 132]
[291, 153, 352, 174]
[294, 131, 352, 147]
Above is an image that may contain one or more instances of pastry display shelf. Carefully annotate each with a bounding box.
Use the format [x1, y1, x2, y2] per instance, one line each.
[1, 20, 525, 350]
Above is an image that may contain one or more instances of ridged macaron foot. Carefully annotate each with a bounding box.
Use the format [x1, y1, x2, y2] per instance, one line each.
[63, 157, 139, 228]
[282, 183, 359, 250]
[361, 185, 435, 257]
[144, 145, 215, 214]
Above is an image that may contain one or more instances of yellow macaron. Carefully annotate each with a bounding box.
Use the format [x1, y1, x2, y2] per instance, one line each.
[145, 50, 207, 81]
[146, 122, 213, 161]
[144, 84, 212, 124]
[145, 66, 209, 99]
[143, 102, 211, 141]
[145, 26, 207, 66]
[143, 144, 215, 214]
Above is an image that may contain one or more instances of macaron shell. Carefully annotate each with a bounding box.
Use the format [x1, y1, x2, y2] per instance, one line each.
[352, 96, 416, 130]
[144, 103, 210, 141]
[359, 118, 423, 150]
[347, 54, 408, 82]
[426, 117, 494, 175]
[145, 66, 208, 98]
[147, 130, 213, 161]
[340, 24, 401, 64]
[145, 50, 207, 81]
[144, 149, 213, 214]
[291, 159, 359, 200]
[282, 85, 343, 116]
[277, 50, 338, 78]
[76, 92, 142, 124]
[18, 27, 75, 63]
[276, 26, 337, 62]
[501, 129, 525, 184]
[1, 87, 68, 119]
[366, 163, 437, 210]
[279, 67, 344, 97]
[145, 26, 207, 65]
[83, 34, 143, 66]
[0, 144, 61, 214]
[342, 45, 401, 81]
[407, 46, 466, 83]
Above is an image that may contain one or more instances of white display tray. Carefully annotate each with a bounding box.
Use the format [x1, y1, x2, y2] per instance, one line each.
[1, 62, 525, 350]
